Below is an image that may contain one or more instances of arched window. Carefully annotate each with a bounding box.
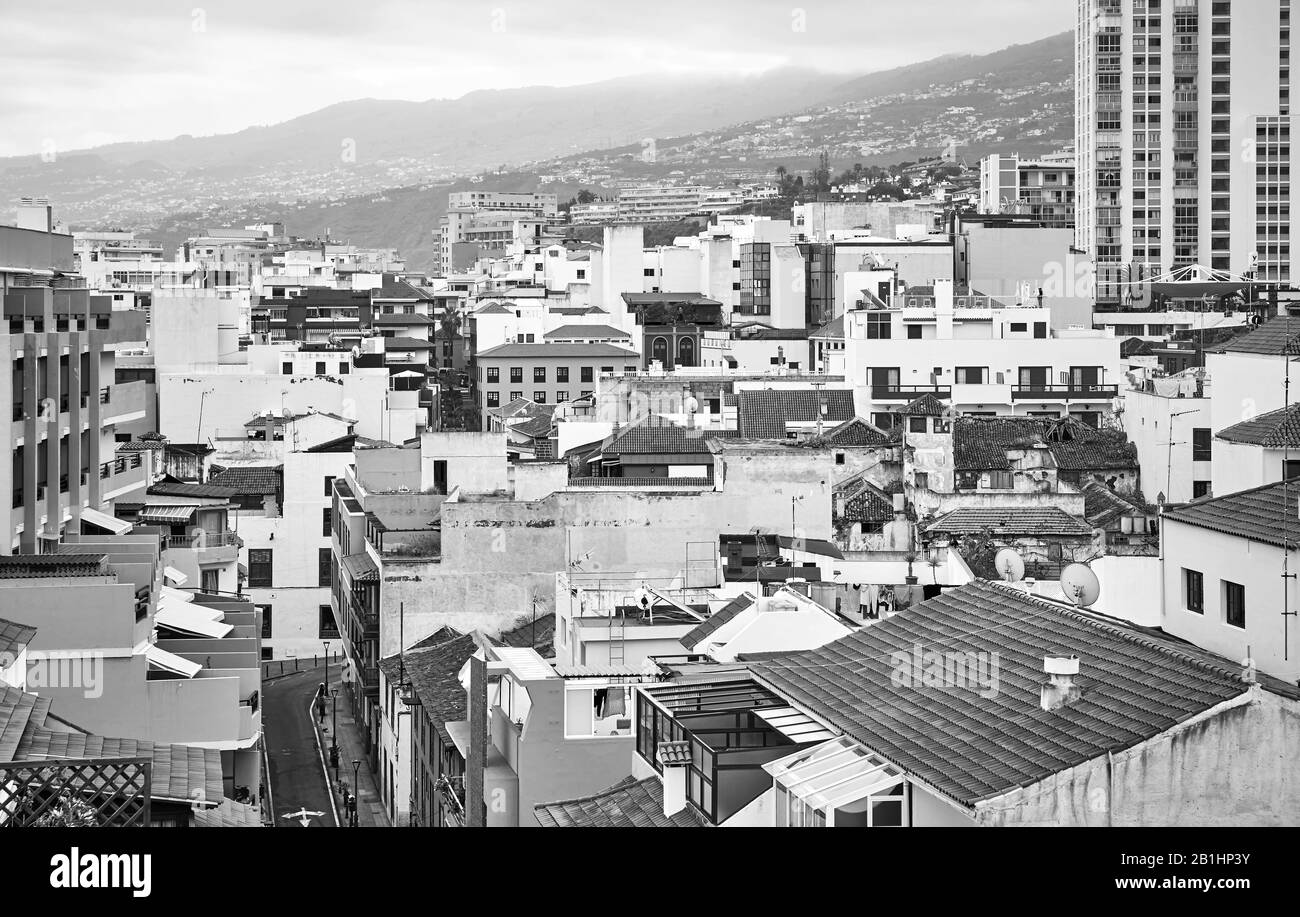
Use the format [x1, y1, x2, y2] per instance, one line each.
[651, 337, 669, 366]
[677, 336, 695, 367]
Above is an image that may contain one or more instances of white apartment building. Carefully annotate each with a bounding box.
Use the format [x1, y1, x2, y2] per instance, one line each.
[1121, 368, 1213, 503]
[1076, 0, 1296, 304]
[616, 185, 703, 222]
[843, 280, 1122, 428]
[978, 153, 1076, 227]
[223, 449, 355, 660]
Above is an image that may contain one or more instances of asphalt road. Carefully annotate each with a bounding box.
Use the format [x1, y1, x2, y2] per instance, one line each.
[264, 664, 339, 828]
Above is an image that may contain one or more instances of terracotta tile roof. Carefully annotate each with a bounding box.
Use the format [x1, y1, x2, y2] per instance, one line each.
[753, 580, 1267, 806]
[1162, 478, 1300, 549]
[402, 634, 478, 740]
[898, 393, 950, 417]
[953, 416, 1137, 472]
[1215, 316, 1300, 355]
[657, 740, 692, 767]
[372, 313, 433, 324]
[534, 775, 707, 828]
[1081, 481, 1146, 528]
[737, 389, 856, 439]
[478, 342, 639, 359]
[0, 617, 37, 661]
[804, 417, 890, 447]
[207, 466, 282, 495]
[117, 439, 166, 452]
[149, 482, 237, 499]
[1216, 403, 1300, 448]
[0, 554, 109, 579]
[810, 315, 845, 340]
[924, 507, 1093, 537]
[603, 420, 735, 456]
[680, 594, 756, 651]
[544, 324, 631, 340]
[382, 336, 434, 351]
[840, 479, 895, 525]
[567, 477, 713, 488]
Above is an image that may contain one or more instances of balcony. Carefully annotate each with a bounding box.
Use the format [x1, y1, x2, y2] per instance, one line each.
[1010, 384, 1118, 401]
[436, 775, 466, 827]
[870, 385, 952, 401]
[101, 380, 148, 425]
[100, 453, 147, 500]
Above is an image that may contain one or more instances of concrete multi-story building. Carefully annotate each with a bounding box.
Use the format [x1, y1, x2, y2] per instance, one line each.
[438, 192, 558, 276]
[616, 185, 703, 223]
[0, 536, 263, 803]
[843, 280, 1122, 427]
[474, 342, 641, 413]
[2, 204, 149, 554]
[978, 153, 1076, 227]
[1076, 0, 1296, 304]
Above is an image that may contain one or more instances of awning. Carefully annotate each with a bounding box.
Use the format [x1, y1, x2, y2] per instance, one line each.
[145, 643, 202, 678]
[156, 599, 233, 638]
[163, 566, 189, 587]
[80, 506, 132, 535]
[753, 706, 837, 744]
[160, 585, 194, 604]
[140, 504, 199, 523]
[340, 552, 378, 582]
[764, 736, 905, 813]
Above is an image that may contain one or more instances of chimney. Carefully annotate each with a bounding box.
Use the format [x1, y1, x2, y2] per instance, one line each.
[657, 742, 690, 816]
[892, 493, 906, 515]
[1040, 654, 1081, 711]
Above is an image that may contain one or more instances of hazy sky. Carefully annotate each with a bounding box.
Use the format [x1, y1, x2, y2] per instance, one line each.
[0, 0, 1072, 158]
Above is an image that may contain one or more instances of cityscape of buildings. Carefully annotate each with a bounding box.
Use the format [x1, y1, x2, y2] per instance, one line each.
[1, 1, 1297, 850]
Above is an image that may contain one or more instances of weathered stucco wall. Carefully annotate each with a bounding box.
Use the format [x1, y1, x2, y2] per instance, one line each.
[975, 690, 1300, 826]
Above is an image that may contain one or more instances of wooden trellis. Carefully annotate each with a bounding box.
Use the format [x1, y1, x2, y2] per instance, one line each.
[0, 757, 151, 827]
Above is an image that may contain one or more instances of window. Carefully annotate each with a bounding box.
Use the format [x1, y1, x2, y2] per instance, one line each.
[907, 325, 922, 339]
[1033, 322, 1047, 339]
[324, 475, 335, 497]
[564, 685, 633, 737]
[258, 605, 272, 639]
[556, 366, 569, 383]
[486, 391, 500, 407]
[533, 367, 546, 382]
[955, 366, 988, 385]
[1223, 581, 1246, 629]
[1193, 480, 1211, 498]
[534, 391, 547, 404]
[318, 548, 332, 587]
[988, 470, 1014, 490]
[913, 471, 929, 489]
[509, 367, 522, 383]
[866, 313, 892, 339]
[908, 416, 927, 434]
[486, 367, 499, 383]
[1009, 322, 1028, 333]
[835, 451, 845, 466]
[509, 391, 522, 402]
[319, 605, 341, 639]
[1285, 459, 1300, 480]
[322, 507, 332, 537]
[1192, 428, 1212, 461]
[249, 549, 273, 588]
[339, 362, 349, 374]
[1184, 568, 1204, 614]
[315, 361, 327, 375]
[581, 367, 593, 383]
[282, 362, 293, 374]
[556, 390, 568, 403]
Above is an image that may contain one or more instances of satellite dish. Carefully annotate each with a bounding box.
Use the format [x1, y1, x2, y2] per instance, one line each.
[994, 548, 1025, 583]
[1060, 563, 1101, 608]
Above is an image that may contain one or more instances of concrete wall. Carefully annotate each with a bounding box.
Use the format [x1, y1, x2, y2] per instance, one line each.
[1161, 518, 1299, 683]
[1123, 388, 1211, 504]
[1092, 553, 1162, 628]
[976, 691, 1300, 826]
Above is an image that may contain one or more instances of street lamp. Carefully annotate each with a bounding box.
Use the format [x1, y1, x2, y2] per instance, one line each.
[351, 760, 362, 827]
[324, 641, 339, 770]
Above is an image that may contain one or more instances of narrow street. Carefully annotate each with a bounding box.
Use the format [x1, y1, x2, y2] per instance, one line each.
[263, 664, 338, 828]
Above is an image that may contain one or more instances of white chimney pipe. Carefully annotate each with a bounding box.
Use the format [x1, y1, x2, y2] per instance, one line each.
[661, 764, 687, 817]
[1041, 654, 1081, 711]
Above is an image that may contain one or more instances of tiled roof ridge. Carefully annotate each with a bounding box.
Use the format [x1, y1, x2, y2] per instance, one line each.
[978, 580, 1255, 693]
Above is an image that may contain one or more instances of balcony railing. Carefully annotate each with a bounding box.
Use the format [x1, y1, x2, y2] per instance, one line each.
[435, 776, 466, 827]
[99, 387, 111, 405]
[196, 530, 243, 549]
[1010, 384, 1118, 400]
[871, 384, 952, 401]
